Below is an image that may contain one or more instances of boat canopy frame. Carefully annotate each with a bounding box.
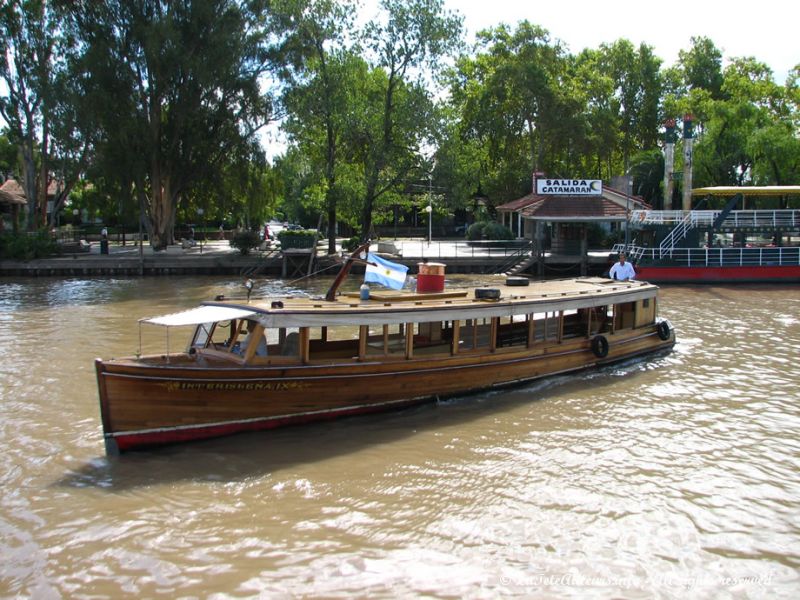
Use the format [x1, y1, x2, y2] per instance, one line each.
[138, 305, 257, 359]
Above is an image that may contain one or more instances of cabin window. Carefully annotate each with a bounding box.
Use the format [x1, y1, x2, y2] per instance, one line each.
[528, 312, 562, 342]
[496, 315, 530, 348]
[362, 324, 407, 358]
[204, 320, 236, 350]
[307, 324, 387, 361]
[266, 327, 301, 357]
[408, 320, 452, 357]
[562, 309, 590, 339]
[192, 322, 214, 349]
[458, 318, 492, 352]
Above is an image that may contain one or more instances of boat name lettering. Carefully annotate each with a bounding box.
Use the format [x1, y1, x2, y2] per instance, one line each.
[165, 381, 307, 392]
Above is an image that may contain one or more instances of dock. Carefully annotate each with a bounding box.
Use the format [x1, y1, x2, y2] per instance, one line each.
[0, 239, 616, 278]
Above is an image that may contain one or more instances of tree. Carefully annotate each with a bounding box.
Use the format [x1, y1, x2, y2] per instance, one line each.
[0, 0, 62, 229]
[691, 57, 799, 189]
[71, 0, 274, 249]
[592, 40, 662, 174]
[677, 36, 725, 100]
[354, 0, 463, 239]
[278, 0, 358, 253]
[451, 22, 566, 179]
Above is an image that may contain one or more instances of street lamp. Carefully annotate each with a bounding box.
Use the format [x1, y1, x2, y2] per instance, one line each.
[197, 208, 205, 253]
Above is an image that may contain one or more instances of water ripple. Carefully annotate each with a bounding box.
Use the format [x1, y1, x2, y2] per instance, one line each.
[1, 281, 800, 597]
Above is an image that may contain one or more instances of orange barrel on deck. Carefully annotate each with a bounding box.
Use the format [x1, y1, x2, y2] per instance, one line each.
[417, 262, 446, 293]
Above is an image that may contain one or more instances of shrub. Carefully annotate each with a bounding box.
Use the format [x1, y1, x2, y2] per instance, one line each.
[482, 222, 514, 240]
[229, 230, 261, 255]
[0, 231, 58, 260]
[277, 229, 316, 249]
[341, 236, 361, 252]
[465, 222, 486, 240]
[466, 221, 513, 241]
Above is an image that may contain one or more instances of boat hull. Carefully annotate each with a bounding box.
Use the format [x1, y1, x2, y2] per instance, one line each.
[96, 327, 674, 453]
[636, 265, 800, 283]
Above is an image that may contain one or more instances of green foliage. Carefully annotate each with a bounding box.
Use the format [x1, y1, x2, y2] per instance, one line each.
[341, 236, 361, 251]
[466, 221, 513, 240]
[277, 229, 317, 249]
[5, 0, 799, 241]
[229, 230, 261, 255]
[352, 0, 463, 238]
[0, 231, 58, 260]
[0, 129, 16, 174]
[73, 0, 274, 249]
[629, 149, 665, 207]
[677, 37, 724, 99]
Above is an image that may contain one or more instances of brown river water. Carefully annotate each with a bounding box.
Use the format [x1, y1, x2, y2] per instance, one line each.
[1, 277, 799, 598]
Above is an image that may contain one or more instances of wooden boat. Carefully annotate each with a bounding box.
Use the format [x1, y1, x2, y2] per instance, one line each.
[623, 186, 800, 283]
[95, 246, 676, 454]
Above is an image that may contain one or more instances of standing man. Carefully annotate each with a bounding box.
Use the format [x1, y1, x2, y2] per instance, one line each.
[609, 252, 636, 281]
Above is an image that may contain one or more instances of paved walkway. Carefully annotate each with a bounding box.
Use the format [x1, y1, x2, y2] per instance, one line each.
[1, 237, 615, 277]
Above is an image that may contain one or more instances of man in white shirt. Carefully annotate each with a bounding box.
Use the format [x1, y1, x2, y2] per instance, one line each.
[609, 253, 636, 281]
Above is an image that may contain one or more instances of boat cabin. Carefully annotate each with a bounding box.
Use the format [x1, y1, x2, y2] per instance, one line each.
[140, 279, 662, 366]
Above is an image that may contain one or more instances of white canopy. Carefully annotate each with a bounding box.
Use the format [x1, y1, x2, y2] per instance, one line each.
[141, 305, 256, 327]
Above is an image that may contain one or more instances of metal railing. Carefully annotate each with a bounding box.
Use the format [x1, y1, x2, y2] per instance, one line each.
[494, 240, 536, 274]
[632, 209, 800, 229]
[658, 213, 694, 257]
[628, 246, 800, 267]
[393, 239, 534, 260]
[631, 209, 800, 259]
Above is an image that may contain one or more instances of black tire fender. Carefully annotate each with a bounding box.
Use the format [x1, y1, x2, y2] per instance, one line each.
[475, 288, 501, 300]
[591, 335, 609, 358]
[656, 319, 671, 341]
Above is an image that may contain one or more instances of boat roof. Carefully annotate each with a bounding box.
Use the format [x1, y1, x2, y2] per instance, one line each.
[141, 305, 256, 327]
[692, 185, 800, 197]
[192, 277, 659, 328]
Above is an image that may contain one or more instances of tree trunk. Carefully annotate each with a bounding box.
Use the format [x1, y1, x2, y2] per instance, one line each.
[327, 190, 337, 254]
[20, 142, 37, 231]
[360, 169, 379, 241]
[38, 122, 49, 228]
[527, 118, 538, 173]
[148, 178, 178, 251]
[325, 120, 337, 254]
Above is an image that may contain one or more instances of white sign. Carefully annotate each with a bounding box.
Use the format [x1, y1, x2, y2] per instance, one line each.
[536, 179, 603, 195]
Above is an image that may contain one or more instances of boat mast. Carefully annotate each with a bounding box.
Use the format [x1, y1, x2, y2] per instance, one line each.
[325, 241, 373, 301]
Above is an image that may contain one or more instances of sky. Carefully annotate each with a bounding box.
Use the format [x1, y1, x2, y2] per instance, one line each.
[443, 0, 797, 83]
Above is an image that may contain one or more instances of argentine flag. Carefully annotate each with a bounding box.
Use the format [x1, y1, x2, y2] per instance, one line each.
[364, 253, 408, 290]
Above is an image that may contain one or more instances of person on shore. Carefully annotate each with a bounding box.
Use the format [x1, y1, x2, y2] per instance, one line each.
[609, 252, 636, 281]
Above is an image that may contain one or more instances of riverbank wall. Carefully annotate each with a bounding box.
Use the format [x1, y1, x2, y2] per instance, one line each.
[0, 240, 613, 278]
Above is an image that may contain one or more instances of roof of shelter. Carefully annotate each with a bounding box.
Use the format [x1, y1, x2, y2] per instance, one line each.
[496, 185, 649, 222]
[0, 179, 27, 206]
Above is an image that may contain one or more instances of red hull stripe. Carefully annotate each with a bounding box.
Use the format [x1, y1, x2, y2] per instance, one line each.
[109, 398, 421, 451]
[637, 265, 800, 282]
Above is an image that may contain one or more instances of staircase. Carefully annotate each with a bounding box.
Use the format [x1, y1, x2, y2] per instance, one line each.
[659, 213, 695, 258]
[505, 253, 539, 276]
[495, 241, 536, 275]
